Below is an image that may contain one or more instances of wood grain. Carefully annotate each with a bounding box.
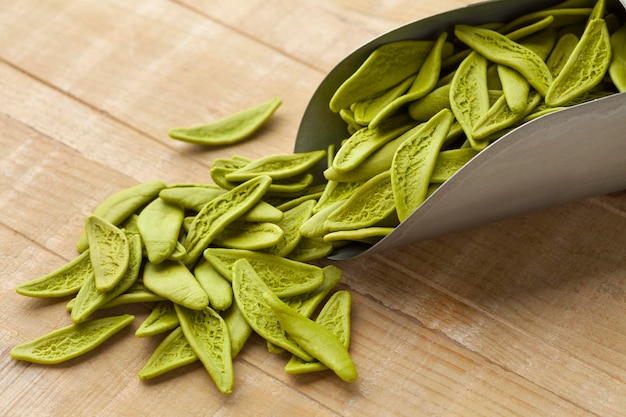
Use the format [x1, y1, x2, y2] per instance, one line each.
[2, 0, 626, 416]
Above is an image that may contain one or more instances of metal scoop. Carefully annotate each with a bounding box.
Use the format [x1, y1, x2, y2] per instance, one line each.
[294, 0, 626, 260]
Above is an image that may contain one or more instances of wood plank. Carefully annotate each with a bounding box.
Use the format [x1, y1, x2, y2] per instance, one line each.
[376, 201, 626, 379]
[1, 220, 595, 416]
[345, 202, 626, 415]
[175, 0, 474, 71]
[0, 112, 118, 255]
[0, 0, 320, 158]
[0, 61, 214, 185]
[239, 289, 594, 417]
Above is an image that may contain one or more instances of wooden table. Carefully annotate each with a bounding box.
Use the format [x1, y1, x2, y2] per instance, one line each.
[2, 1, 626, 416]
